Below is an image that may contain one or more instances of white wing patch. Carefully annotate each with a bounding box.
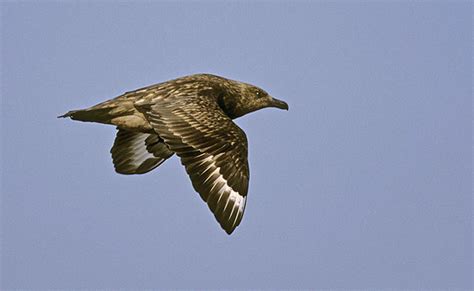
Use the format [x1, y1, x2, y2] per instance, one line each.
[200, 157, 247, 232]
[127, 133, 154, 166]
[214, 171, 247, 227]
[111, 130, 173, 175]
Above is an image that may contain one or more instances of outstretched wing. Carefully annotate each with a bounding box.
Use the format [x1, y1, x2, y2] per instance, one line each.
[110, 129, 174, 175]
[138, 97, 249, 234]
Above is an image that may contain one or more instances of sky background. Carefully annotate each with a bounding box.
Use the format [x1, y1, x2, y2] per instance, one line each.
[1, 1, 472, 290]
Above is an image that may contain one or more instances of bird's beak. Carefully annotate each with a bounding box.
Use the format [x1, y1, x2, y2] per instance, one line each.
[270, 97, 289, 110]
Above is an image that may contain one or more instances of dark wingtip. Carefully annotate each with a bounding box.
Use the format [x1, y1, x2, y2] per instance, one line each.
[223, 223, 238, 235]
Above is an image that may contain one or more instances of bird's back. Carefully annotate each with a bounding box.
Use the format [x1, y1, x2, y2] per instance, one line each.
[59, 74, 226, 132]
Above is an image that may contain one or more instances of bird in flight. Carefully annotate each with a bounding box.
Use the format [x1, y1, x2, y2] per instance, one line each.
[59, 74, 289, 234]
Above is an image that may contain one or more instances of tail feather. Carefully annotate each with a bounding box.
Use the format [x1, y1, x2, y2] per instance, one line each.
[58, 107, 116, 123]
[59, 97, 150, 131]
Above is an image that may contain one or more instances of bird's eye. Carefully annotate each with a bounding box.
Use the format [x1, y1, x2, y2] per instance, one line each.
[256, 91, 264, 98]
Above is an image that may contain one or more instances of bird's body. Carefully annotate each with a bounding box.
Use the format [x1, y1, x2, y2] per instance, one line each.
[60, 73, 288, 234]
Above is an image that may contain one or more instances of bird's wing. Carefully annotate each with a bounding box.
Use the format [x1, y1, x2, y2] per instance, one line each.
[138, 97, 249, 234]
[110, 129, 174, 174]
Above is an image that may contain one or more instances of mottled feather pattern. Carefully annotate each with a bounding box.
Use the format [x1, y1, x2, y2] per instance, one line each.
[60, 74, 288, 234]
[138, 96, 249, 233]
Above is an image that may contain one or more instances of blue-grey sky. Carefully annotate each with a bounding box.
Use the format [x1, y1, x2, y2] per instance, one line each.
[1, 1, 472, 289]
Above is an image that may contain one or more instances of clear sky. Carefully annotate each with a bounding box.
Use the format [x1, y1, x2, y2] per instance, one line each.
[1, 1, 472, 290]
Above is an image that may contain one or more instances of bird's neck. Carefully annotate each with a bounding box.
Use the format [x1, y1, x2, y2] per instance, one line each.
[217, 94, 251, 119]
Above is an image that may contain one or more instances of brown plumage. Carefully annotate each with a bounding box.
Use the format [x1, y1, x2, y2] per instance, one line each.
[59, 73, 289, 234]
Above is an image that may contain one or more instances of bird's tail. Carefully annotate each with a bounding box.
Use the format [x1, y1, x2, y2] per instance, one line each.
[58, 93, 137, 124]
[58, 95, 151, 132]
[58, 107, 116, 124]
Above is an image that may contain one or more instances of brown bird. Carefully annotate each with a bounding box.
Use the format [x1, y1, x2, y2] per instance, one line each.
[59, 74, 289, 234]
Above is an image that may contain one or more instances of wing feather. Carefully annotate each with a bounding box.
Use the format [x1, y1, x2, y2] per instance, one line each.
[138, 96, 249, 234]
[110, 129, 174, 174]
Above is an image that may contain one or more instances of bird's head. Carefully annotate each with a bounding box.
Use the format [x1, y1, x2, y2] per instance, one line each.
[220, 78, 289, 118]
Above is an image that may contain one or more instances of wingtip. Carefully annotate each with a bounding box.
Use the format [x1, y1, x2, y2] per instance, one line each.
[223, 224, 237, 235]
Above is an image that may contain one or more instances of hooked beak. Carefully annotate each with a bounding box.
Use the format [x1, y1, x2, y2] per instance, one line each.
[270, 97, 289, 110]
